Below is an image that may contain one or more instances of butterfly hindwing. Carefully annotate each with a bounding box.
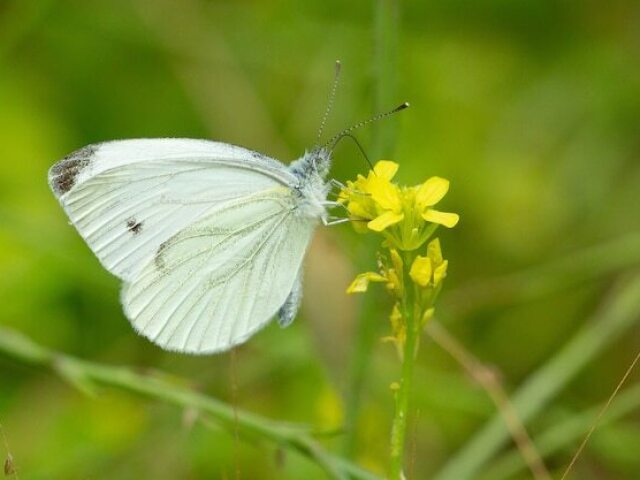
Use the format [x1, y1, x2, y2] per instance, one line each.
[121, 189, 315, 353]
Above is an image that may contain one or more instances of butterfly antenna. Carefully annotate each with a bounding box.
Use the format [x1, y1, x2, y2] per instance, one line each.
[316, 60, 342, 145]
[332, 133, 375, 172]
[325, 102, 410, 150]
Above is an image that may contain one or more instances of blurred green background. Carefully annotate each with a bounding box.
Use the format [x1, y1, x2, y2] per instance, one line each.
[1, 0, 640, 479]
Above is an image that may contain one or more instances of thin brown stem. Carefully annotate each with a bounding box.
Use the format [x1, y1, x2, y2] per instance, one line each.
[560, 348, 640, 480]
[230, 347, 241, 480]
[426, 322, 551, 480]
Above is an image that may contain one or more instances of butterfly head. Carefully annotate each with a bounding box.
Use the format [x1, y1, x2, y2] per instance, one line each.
[309, 147, 332, 179]
[288, 148, 333, 221]
[289, 147, 332, 181]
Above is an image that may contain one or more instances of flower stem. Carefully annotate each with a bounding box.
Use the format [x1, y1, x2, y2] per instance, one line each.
[390, 252, 419, 479]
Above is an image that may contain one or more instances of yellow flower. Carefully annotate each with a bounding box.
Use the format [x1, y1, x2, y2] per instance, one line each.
[387, 249, 404, 296]
[426, 238, 448, 287]
[340, 160, 460, 251]
[434, 260, 448, 286]
[420, 307, 435, 327]
[346, 249, 404, 298]
[340, 160, 405, 232]
[427, 237, 443, 265]
[415, 177, 459, 228]
[367, 162, 404, 232]
[407, 238, 449, 289]
[381, 303, 406, 359]
[346, 272, 387, 294]
[409, 255, 432, 287]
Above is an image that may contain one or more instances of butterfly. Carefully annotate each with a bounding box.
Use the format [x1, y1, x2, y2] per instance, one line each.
[48, 64, 408, 354]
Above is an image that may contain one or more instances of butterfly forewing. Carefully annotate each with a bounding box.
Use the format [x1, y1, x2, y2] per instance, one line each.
[49, 139, 297, 281]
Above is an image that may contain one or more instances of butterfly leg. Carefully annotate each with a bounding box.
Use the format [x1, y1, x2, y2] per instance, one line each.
[329, 178, 347, 189]
[320, 200, 343, 207]
[321, 216, 351, 226]
[327, 179, 370, 202]
[326, 179, 348, 201]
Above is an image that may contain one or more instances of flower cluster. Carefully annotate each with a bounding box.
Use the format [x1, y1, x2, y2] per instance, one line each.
[340, 159, 459, 479]
[342, 160, 458, 357]
[346, 238, 447, 356]
[338, 160, 459, 251]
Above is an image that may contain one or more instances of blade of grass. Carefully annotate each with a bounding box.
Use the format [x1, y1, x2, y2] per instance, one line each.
[482, 382, 640, 480]
[0, 327, 381, 480]
[433, 272, 640, 480]
[427, 322, 550, 480]
[560, 348, 640, 479]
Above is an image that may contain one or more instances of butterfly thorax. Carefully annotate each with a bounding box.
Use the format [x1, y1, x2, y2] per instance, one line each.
[288, 148, 332, 221]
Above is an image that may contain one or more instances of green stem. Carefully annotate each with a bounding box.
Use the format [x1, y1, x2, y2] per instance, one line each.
[0, 327, 381, 480]
[389, 252, 418, 479]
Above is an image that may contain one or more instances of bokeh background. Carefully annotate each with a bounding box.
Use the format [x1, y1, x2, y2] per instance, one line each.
[1, 0, 640, 478]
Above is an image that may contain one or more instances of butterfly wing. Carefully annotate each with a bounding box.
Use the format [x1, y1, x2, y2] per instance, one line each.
[48, 139, 297, 281]
[49, 139, 316, 353]
[121, 190, 315, 353]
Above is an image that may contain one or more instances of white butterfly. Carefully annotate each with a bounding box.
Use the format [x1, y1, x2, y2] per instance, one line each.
[48, 62, 408, 354]
[49, 139, 342, 354]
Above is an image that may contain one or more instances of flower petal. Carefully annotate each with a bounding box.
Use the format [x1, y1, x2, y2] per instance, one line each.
[389, 303, 402, 331]
[420, 307, 435, 327]
[373, 160, 399, 180]
[347, 199, 373, 219]
[416, 177, 449, 208]
[368, 211, 404, 232]
[346, 272, 387, 294]
[422, 209, 459, 228]
[369, 177, 402, 211]
[433, 260, 448, 286]
[427, 238, 443, 265]
[390, 249, 403, 274]
[409, 255, 433, 287]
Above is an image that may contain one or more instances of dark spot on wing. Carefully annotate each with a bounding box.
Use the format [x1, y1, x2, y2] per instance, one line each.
[49, 144, 97, 195]
[126, 218, 143, 235]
